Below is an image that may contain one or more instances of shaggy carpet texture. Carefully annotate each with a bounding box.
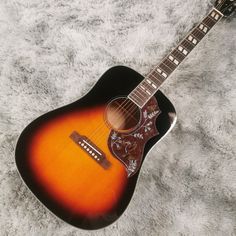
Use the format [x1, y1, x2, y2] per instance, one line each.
[0, 0, 235, 235]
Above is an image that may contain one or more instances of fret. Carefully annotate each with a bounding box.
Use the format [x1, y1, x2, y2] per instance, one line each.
[135, 87, 148, 100]
[148, 73, 161, 85]
[150, 71, 165, 84]
[203, 16, 216, 28]
[137, 85, 148, 96]
[142, 80, 155, 93]
[128, 93, 143, 107]
[182, 39, 195, 51]
[128, 7, 223, 108]
[172, 49, 186, 61]
[209, 15, 217, 23]
[192, 28, 205, 40]
[145, 78, 158, 89]
[164, 58, 177, 70]
[133, 89, 147, 102]
[136, 86, 151, 98]
[159, 62, 172, 75]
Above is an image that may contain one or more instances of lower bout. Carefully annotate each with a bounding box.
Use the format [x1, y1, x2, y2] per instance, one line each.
[29, 147, 129, 215]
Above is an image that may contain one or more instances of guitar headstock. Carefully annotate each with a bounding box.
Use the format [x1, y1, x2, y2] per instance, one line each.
[215, 0, 236, 17]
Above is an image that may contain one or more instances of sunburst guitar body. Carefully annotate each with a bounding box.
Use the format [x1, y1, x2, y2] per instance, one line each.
[15, 66, 176, 229]
[15, 0, 236, 229]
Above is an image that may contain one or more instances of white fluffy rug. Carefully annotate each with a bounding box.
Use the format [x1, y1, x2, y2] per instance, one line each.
[0, 0, 235, 235]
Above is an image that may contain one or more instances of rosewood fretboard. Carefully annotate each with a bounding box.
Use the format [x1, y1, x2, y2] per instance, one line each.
[128, 8, 224, 108]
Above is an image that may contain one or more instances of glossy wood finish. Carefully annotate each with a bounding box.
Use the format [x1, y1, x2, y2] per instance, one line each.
[108, 97, 161, 177]
[15, 66, 176, 229]
[129, 8, 223, 108]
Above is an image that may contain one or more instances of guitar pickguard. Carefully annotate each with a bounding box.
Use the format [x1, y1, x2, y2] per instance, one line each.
[108, 97, 161, 177]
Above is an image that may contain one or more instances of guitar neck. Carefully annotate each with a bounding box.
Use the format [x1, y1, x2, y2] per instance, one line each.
[128, 8, 224, 108]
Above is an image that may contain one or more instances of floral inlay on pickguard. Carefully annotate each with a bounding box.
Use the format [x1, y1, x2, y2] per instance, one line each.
[108, 97, 161, 177]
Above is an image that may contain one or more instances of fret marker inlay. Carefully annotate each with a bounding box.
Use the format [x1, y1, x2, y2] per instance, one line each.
[214, 14, 219, 20]
[183, 49, 188, 55]
[188, 35, 193, 41]
[128, 8, 223, 108]
[146, 78, 158, 89]
[211, 12, 216, 17]
[162, 72, 167, 78]
[151, 83, 157, 89]
[174, 59, 179, 65]
[188, 35, 198, 45]
[199, 24, 208, 33]
[211, 11, 220, 21]
[140, 85, 151, 96]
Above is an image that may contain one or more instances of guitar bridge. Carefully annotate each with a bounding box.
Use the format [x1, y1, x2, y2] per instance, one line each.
[70, 131, 111, 169]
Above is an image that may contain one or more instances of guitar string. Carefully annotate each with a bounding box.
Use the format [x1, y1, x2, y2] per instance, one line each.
[92, 1, 230, 148]
[29, 1, 229, 215]
[34, 2, 228, 173]
[85, 12, 222, 147]
[115, 3, 226, 129]
[50, 3, 227, 165]
[89, 3, 226, 141]
[85, 12, 222, 146]
[85, 98, 137, 141]
[140, 0, 228, 85]
[76, 0, 229, 146]
[217, 0, 231, 13]
[86, 35, 195, 142]
[113, 9, 224, 126]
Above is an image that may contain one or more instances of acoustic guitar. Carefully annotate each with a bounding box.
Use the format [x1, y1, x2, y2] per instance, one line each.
[15, 0, 235, 230]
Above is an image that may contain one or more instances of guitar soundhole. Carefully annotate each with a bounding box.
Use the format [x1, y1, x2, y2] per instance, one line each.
[105, 97, 141, 133]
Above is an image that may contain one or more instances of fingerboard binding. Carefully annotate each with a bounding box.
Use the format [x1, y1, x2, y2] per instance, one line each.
[128, 8, 224, 108]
